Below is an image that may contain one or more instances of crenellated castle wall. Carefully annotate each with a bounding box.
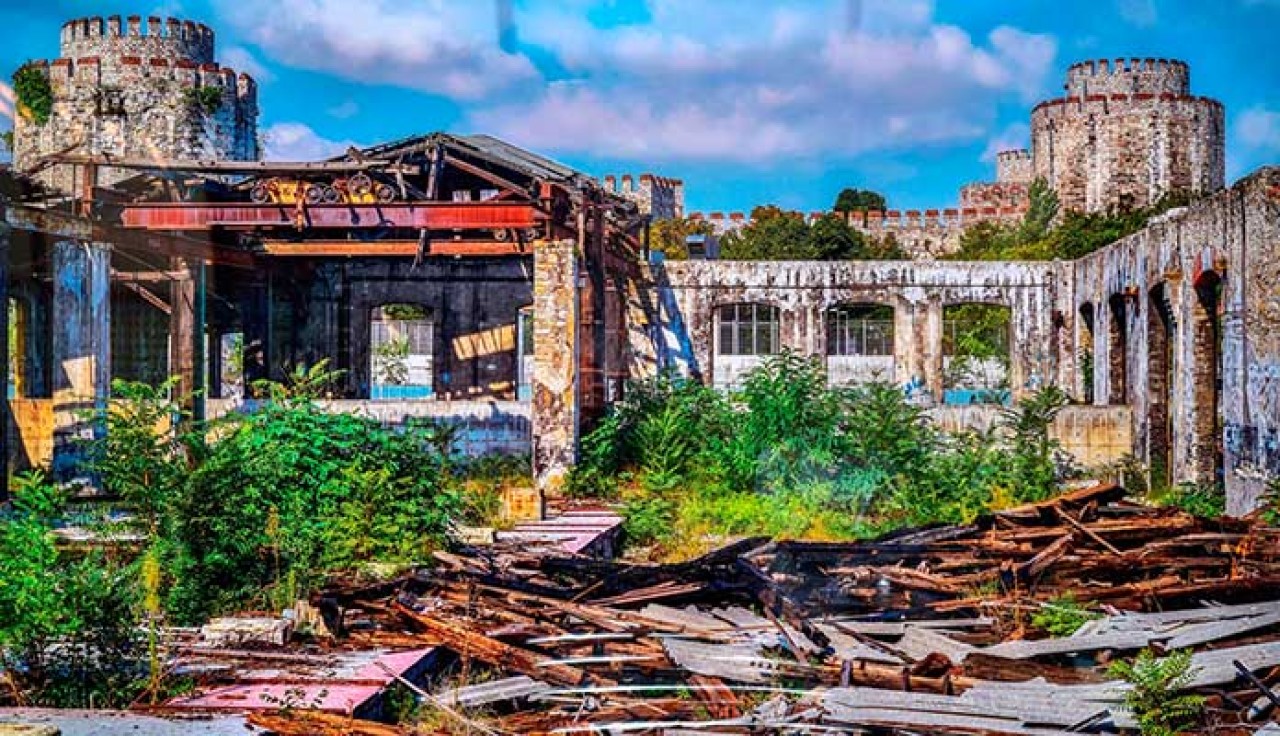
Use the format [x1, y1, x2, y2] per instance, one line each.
[1034, 58, 1224, 213]
[601, 173, 685, 219]
[14, 16, 259, 193]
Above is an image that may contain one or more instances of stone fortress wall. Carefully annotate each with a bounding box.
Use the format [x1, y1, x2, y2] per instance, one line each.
[13, 15, 259, 192]
[684, 59, 1225, 260]
[601, 173, 685, 220]
[1032, 58, 1225, 213]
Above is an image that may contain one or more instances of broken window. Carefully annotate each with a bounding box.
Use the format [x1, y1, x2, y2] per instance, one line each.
[371, 304, 434, 400]
[827, 304, 894, 356]
[717, 303, 779, 356]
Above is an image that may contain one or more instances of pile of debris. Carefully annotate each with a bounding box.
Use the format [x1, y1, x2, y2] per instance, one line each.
[246, 484, 1280, 735]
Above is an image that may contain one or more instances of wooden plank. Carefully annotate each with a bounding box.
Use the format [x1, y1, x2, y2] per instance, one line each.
[392, 602, 607, 687]
[982, 631, 1157, 660]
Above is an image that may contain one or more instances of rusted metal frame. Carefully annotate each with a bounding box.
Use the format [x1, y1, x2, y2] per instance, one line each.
[259, 239, 532, 257]
[40, 153, 416, 175]
[119, 202, 541, 231]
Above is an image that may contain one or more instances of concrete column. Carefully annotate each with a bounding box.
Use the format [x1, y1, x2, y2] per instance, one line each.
[51, 240, 111, 484]
[892, 297, 917, 387]
[531, 238, 580, 507]
[922, 299, 945, 401]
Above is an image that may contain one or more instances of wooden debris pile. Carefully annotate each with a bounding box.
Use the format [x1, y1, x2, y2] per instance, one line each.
[255, 484, 1280, 735]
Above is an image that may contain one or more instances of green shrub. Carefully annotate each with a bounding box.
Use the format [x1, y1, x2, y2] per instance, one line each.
[1155, 482, 1226, 519]
[1109, 649, 1205, 736]
[13, 63, 53, 125]
[0, 473, 147, 708]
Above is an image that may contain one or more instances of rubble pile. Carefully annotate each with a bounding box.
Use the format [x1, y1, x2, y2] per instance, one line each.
[240, 484, 1280, 735]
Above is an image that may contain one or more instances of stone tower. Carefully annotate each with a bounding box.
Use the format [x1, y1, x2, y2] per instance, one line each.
[1030, 58, 1224, 213]
[13, 15, 259, 193]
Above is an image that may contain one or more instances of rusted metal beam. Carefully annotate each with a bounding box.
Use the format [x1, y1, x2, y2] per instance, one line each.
[120, 202, 540, 231]
[260, 239, 532, 257]
[41, 154, 418, 175]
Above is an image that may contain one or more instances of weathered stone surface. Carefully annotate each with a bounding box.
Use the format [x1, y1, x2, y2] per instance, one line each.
[1069, 167, 1280, 513]
[1033, 58, 1225, 213]
[13, 16, 258, 193]
[531, 239, 580, 498]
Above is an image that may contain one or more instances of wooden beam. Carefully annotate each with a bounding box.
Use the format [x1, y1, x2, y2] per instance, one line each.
[442, 153, 535, 201]
[110, 269, 188, 283]
[260, 239, 532, 257]
[118, 281, 171, 315]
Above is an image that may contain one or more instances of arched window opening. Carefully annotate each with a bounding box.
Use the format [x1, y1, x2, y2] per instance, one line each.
[371, 303, 434, 400]
[826, 303, 894, 385]
[717, 303, 779, 356]
[943, 303, 1011, 404]
[1079, 302, 1096, 403]
[714, 303, 780, 388]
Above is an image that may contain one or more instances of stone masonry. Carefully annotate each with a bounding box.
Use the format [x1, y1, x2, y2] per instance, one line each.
[685, 59, 1225, 258]
[1032, 58, 1225, 213]
[13, 15, 259, 193]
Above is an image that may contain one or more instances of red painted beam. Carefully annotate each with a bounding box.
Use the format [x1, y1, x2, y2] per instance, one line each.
[120, 202, 541, 231]
[260, 240, 532, 257]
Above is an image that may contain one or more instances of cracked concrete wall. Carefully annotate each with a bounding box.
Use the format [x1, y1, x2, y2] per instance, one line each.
[1070, 167, 1280, 513]
[638, 260, 1064, 402]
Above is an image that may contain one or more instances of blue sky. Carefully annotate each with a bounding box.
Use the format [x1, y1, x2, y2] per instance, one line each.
[2, 0, 1278, 212]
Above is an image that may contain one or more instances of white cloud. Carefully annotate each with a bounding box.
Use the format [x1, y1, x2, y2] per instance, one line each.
[0, 80, 15, 123]
[1117, 0, 1158, 26]
[216, 0, 537, 100]
[328, 100, 360, 120]
[1237, 107, 1280, 150]
[981, 123, 1030, 163]
[220, 45, 275, 83]
[472, 1, 1056, 164]
[262, 122, 362, 161]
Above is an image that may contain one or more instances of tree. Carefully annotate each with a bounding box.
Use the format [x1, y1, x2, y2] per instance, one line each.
[806, 213, 865, 260]
[649, 217, 715, 260]
[833, 188, 887, 214]
[721, 206, 813, 260]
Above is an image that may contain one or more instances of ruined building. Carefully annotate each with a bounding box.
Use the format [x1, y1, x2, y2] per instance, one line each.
[13, 15, 259, 193]
[0, 17, 1276, 515]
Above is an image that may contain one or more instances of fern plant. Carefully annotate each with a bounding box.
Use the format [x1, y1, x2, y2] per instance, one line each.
[1108, 649, 1205, 736]
[1031, 593, 1100, 637]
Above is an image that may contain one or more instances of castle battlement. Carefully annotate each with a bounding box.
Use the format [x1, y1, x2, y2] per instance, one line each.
[1065, 57, 1190, 97]
[15, 15, 258, 194]
[60, 16, 215, 66]
[38, 57, 256, 107]
[995, 149, 1033, 185]
[602, 172, 685, 219]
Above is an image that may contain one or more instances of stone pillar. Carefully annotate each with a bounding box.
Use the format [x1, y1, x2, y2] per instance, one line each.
[531, 238, 580, 507]
[892, 297, 917, 388]
[922, 299, 945, 401]
[51, 240, 111, 484]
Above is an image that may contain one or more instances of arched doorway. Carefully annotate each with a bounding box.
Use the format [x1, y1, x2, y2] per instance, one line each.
[1148, 284, 1174, 491]
[1192, 271, 1223, 482]
[1107, 293, 1129, 404]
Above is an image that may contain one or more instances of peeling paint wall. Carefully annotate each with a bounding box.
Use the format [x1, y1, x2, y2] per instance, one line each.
[1070, 168, 1280, 512]
[929, 405, 1134, 469]
[639, 260, 1063, 403]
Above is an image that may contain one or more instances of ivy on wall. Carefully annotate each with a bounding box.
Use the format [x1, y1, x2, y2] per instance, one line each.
[182, 86, 223, 116]
[13, 64, 53, 125]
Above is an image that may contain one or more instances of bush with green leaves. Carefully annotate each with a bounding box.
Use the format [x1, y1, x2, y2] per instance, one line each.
[1109, 649, 1205, 736]
[585, 352, 1074, 553]
[0, 473, 147, 708]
